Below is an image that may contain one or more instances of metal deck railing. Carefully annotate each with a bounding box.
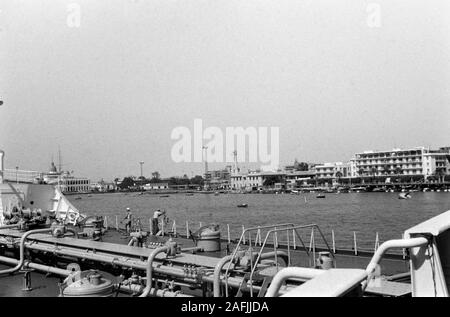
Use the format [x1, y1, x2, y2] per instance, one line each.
[102, 213, 407, 257]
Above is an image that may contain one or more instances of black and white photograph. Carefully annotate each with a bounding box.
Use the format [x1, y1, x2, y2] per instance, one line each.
[0, 0, 449, 304]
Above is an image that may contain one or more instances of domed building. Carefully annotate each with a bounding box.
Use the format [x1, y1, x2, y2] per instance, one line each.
[43, 161, 90, 193]
[43, 162, 60, 183]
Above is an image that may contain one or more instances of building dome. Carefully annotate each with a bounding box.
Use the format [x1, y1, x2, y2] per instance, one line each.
[49, 162, 58, 173]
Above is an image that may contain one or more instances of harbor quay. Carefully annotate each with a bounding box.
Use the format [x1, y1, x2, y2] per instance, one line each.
[2, 146, 449, 194]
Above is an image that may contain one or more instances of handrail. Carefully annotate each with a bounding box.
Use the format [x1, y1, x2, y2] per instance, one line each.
[224, 223, 297, 273]
[223, 223, 298, 295]
[213, 251, 289, 297]
[265, 267, 325, 297]
[248, 224, 335, 297]
[213, 255, 234, 297]
[362, 236, 429, 290]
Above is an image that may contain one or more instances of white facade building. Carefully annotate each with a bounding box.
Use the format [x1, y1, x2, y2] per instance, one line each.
[143, 182, 169, 190]
[351, 147, 450, 179]
[230, 171, 287, 191]
[314, 162, 350, 179]
[59, 177, 91, 193]
[285, 171, 316, 188]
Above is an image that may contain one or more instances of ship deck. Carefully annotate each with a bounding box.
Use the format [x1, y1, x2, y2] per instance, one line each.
[0, 227, 412, 297]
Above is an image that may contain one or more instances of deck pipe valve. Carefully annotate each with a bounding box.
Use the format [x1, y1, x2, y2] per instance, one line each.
[16, 220, 29, 232]
[50, 223, 67, 238]
[234, 249, 259, 271]
[164, 238, 179, 258]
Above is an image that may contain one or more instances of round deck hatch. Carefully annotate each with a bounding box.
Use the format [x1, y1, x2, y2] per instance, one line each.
[196, 224, 221, 252]
[62, 271, 114, 297]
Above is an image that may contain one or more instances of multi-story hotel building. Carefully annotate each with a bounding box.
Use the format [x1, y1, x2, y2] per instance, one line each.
[351, 147, 450, 178]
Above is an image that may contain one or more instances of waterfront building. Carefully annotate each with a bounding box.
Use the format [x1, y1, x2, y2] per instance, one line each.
[230, 170, 286, 191]
[41, 162, 91, 193]
[314, 162, 350, 179]
[91, 180, 117, 192]
[224, 146, 450, 190]
[230, 170, 257, 191]
[349, 159, 358, 178]
[143, 182, 169, 190]
[59, 176, 91, 193]
[352, 147, 450, 179]
[285, 170, 316, 189]
[206, 166, 232, 190]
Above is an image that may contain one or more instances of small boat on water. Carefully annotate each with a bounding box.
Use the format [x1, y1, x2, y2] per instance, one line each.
[214, 192, 219, 196]
[237, 203, 248, 208]
[398, 192, 411, 199]
[316, 194, 326, 199]
[74, 196, 82, 200]
[351, 187, 367, 193]
[186, 193, 194, 196]
[159, 195, 170, 198]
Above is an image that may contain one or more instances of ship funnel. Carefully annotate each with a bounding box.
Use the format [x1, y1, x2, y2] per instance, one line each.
[0, 150, 4, 183]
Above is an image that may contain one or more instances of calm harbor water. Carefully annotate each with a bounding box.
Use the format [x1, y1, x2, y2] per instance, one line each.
[71, 192, 450, 250]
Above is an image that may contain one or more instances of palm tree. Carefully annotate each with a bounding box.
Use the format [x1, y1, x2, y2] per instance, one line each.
[435, 168, 446, 183]
[358, 168, 365, 177]
[393, 167, 403, 183]
[370, 167, 377, 184]
[358, 168, 365, 184]
[151, 171, 161, 181]
[335, 171, 343, 185]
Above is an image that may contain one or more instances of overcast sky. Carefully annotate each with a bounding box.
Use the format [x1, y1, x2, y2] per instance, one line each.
[1, 0, 449, 180]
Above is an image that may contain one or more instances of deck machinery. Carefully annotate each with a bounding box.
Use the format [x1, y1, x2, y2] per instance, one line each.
[1, 182, 450, 297]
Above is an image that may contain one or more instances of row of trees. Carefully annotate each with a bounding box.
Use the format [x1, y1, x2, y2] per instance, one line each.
[292, 160, 310, 171]
[115, 172, 205, 190]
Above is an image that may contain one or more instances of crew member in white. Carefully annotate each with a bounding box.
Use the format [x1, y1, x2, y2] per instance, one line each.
[123, 207, 132, 233]
[151, 209, 166, 235]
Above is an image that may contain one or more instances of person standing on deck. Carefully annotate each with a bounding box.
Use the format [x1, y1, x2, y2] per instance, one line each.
[151, 209, 166, 235]
[123, 207, 132, 233]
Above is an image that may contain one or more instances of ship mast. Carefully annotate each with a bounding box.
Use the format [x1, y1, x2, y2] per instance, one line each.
[202, 145, 209, 189]
[58, 146, 62, 173]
